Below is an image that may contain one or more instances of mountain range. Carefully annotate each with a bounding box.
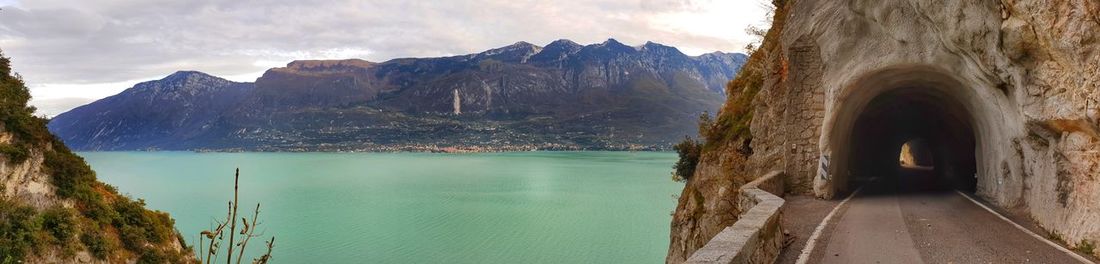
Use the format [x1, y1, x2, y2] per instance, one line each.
[48, 39, 746, 151]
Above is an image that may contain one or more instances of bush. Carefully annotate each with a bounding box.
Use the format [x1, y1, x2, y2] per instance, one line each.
[0, 200, 41, 260]
[697, 112, 715, 140]
[672, 137, 703, 182]
[81, 231, 114, 260]
[0, 143, 28, 163]
[113, 198, 175, 252]
[40, 207, 77, 245]
[83, 194, 117, 225]
[1079, 239, 1097, 255]
[119, 224, 147, 251]
[42, 145, 97, 200]
[136, 248, 167, 264]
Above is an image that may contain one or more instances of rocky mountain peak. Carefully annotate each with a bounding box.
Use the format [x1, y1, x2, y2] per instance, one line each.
[161, 70, 217, 82]
[546, 39, 582, 50]
[577, 38, 638, 58]
[132, 70, 232, 92]
[694, 51, 748, 63]
[504, 41, 539, 50]
[596, 38, 635, 51]
[530, 39, 583, 63]
[118, 70, 250, 103]
[600, 38, 626, 46]
[640, 41, 685, 56]
[475, 41, 543, 63]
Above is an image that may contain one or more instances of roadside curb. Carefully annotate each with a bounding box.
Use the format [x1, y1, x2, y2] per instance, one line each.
[794, 184, 865, 264]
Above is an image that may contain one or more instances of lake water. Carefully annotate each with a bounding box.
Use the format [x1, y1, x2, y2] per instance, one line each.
[77, 151, 682, 263]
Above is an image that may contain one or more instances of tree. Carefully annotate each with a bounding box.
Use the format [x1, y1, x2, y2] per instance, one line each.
[672, 137, 702, 182]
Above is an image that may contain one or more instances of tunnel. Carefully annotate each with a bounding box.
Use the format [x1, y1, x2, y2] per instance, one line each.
[845, 88, 977, 192]
[822, 66, 987, 197]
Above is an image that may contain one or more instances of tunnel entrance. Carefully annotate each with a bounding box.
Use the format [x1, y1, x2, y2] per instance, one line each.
[823, 67, 984, 197]
[846, 88, 977, 192]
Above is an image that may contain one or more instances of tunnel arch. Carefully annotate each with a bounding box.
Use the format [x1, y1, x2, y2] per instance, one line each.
[817, 65, 1002, 198]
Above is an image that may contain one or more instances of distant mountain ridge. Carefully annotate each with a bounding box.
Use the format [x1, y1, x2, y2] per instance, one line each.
[49, 39, 747, 151]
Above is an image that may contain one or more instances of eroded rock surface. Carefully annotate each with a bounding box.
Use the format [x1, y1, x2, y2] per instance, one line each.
[669, 0, 1100, 262]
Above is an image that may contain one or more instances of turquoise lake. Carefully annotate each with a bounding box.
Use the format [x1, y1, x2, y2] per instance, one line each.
[77, 151, 683, 263]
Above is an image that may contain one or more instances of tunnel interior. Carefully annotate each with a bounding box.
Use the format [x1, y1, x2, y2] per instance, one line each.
[844, 87, 978, 192]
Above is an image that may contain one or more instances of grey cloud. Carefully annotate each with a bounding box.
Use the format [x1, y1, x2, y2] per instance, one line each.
[0, 0, 755, 86]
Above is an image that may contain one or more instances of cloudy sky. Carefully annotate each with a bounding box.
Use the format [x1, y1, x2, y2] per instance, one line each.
[0, 0, 771, 116]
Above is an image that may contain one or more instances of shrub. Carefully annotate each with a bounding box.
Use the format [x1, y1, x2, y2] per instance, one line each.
[42, 145, 97, 200]
[697, 112, 715, 140]
[113, 198, 176, 252]
[83, 194, 117, 225]
[0, 200, 41, 260]
[40, 207, 77, 245]
[672, 137, 703, 182]
[1079, 239, 1096, 255]
[80, 231, 114, 260]
[0, 143, 28, 163]
[144, 211, 174, 244]
[136, 248, 167, 264]
[119, 224, 147, 251]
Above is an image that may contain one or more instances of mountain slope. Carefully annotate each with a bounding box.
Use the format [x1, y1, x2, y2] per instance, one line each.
[0, 51, 192, 263]
[49, 39, 747, 151]
[49, 71, 254, 150]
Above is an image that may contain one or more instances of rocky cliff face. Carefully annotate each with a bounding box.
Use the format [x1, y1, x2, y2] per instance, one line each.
[669, 0, 1100, 262]
[1, 53, 192, 263]
[49, 39, 747, 151]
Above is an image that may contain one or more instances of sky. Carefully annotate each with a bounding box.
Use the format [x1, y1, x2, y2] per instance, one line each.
[0, 0, 772, 117]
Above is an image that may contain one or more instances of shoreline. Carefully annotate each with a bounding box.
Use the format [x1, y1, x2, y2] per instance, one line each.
[75, 149, 677, 154]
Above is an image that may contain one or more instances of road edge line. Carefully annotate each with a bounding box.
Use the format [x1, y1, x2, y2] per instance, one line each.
[794, 184, 865, 264]
[954, 190, 1094, 264]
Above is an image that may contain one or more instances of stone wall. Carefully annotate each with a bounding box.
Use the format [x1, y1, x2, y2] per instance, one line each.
[685, 171, 785, 264]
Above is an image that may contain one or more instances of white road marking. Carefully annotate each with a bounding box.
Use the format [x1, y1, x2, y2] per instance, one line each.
[794, 184, 866, 264]
[954, 190, 1094, 264]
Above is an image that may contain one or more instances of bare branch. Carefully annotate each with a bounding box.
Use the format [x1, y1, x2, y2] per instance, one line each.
[227, 168, 240, 264]
[236, 203, 262, 264]
[199, 169, 275, 264]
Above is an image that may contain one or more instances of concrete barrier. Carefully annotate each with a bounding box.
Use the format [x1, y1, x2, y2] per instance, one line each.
[686, 170, 785, 264]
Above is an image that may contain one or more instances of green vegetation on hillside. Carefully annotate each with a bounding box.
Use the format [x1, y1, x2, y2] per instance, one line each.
[0, 50, 192, 263]
[0, 200, 38, 262]
[704, 0, 788, 150]
[672, 0, 791, 182]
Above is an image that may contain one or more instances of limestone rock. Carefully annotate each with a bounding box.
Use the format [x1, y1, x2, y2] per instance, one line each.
[668, 0, 1100, 261]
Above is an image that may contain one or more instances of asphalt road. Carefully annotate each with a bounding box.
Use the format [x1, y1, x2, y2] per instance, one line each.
[810, 168, 1089, 264]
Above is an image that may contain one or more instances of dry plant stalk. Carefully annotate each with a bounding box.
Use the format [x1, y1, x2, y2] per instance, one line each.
[197, 168, 275, 264]
[227, 168, 239, 264]
[253, 237, 275, 264]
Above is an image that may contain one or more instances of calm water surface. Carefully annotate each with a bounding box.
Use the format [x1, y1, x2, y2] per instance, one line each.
[77, 151, 682, 263]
